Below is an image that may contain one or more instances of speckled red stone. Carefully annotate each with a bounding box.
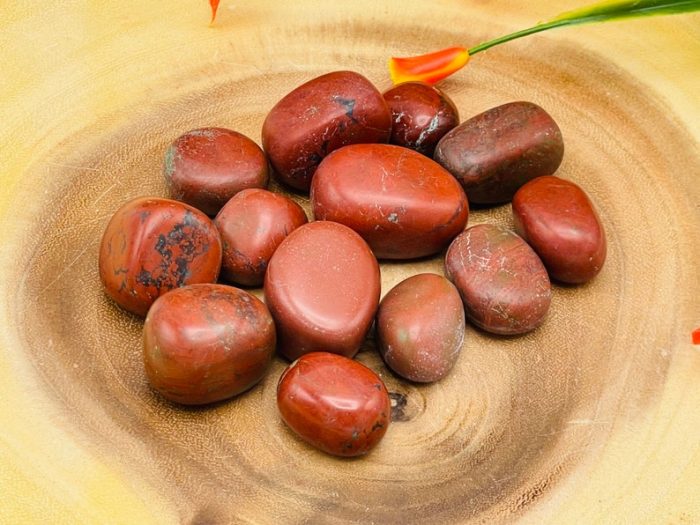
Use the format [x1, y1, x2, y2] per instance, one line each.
[144, 284, 275, 405]
[164, 127, 269, 216]
[98, 197, 222, 316]
[445, 224, 551, 335]
[262, 71, 392, 191]
[377, 273, 465, 383]
[214, 188, 308, 287]
[311, 143, 469, 259]
[512, 175, 606, 284]
[434, 101, 564, 204]
[277, 352, 391, 457]
[383, 82, 459, 156]
[264, 221, 380, 360]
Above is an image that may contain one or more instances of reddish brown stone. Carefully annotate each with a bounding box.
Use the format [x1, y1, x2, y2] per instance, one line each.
[277, 352, 391, 457]
[434, 101, 564, 204]
[513, 176, 606, 284]
[445, 224, 551, 335]
[264, 221, 380, 360]
[214, 189, 308, 287]
[98, 197, 222, 316]
[164, 127, 268, 216]
[262, 71, 392, 191]
[383, 82, 459, 156]
[311, 144, 469, 259]
[377, 273, 465, 383]
[143, 284, 275, 405]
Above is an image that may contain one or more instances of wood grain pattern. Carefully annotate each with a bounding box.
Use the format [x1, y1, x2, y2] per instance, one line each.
[1, 1, 699, 523]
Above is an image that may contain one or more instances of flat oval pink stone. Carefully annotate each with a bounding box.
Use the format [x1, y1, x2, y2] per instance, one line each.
[264, 221, 381, 360]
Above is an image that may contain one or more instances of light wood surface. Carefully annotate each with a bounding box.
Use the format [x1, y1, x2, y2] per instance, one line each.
[1, 2, 699, 523]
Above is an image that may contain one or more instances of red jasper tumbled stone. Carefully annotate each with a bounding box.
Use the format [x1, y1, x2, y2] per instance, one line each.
[311, 143, 469, 259]
[262, 71, 392, 191]
[214, 188, 308, 287]
[98, 197, 222, 317]
[434, 101, 564, 204]
[264, 221, 380, 360]
[277, 352, 391, 457]
[445, 224, 551, 335]
[383, 82, 459, 156]
[377, 273, 465, 383]
[164, 127, 269, 216]
[144, 284, 275, 405]
[512, 175, 607, 284]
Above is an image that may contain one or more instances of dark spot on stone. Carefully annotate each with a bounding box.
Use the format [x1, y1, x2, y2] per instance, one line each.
[371, 421, 384, 432]
[373, 383, 382, 390]
[174, 257, 190, 286]
[155, 234, 171, 259]
[332, 96, 357, 123]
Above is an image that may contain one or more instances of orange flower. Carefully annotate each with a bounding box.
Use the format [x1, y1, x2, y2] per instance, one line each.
[388, 46, 469, 85]
[209, 0, 220, 24]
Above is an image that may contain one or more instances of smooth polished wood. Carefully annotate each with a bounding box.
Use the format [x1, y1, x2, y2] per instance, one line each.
[1, 1, 699, 523]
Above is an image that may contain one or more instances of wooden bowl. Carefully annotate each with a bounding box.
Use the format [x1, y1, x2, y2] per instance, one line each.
[1, 1, 699, 523]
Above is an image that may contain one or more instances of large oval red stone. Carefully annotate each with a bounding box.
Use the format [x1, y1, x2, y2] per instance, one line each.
[144, 284, 276, 405]
[512, 175, 607, 284]
[445, 224, 551, 335]
[98, 197, 222, 316]
[311, 143, 469, 259]
[264, 221, 380, 360]
[262, 71, 392, 191]
[277, 352, 391, 457]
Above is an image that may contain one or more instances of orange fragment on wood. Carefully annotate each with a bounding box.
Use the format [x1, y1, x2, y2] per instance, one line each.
[388, 47, 469, 86]
[210, 0, 220, 24]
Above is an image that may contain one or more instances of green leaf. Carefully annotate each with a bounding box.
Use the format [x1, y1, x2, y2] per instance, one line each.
[468, 0, 700, 55]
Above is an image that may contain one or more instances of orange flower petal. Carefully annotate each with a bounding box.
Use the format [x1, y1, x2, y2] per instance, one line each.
[693, 327, 700, 345]
[388, 46, 469, 85]
[210, 0, 220, 24]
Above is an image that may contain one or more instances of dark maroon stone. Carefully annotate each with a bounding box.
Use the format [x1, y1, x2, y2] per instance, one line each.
[383, 82, 459, 156]
[434, 101, 564, 204]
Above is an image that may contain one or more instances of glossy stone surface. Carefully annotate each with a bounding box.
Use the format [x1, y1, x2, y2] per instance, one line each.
[164, 127, 269, 216]
[377, 273, 465, 383]
[445, 224, 551, 335]
[98, 197, 222, 316]
[513, 175, 607, 284]
[214, 189, 308, 287]
[383, 82, 459, 156]
[143, 284, 275, 405]
[262, 71, 392, 191]
[434, 101, 564, 204]
[311, 144, 469, 259]
[277, 352, 391, 457]
[264, 221, 380, 360]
